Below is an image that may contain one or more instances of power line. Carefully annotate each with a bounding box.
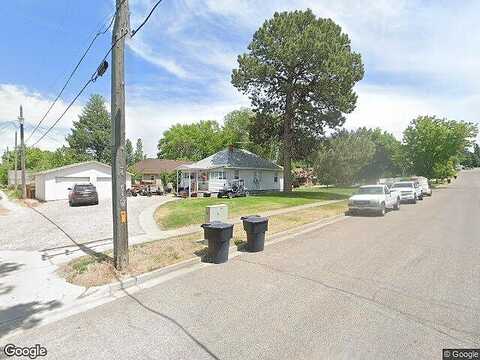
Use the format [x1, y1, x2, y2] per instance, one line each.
[131, 0, 163, 37]
[25, 1, 128, 144]
[30, 78, 94, 147]
[30, 0, 164, 147]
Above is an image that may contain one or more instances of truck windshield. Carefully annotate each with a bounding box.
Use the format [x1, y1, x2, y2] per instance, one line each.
[358, 187, 383, 194]
[392, 183, 413, 188]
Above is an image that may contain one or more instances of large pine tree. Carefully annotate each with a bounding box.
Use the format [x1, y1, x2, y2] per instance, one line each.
[66, 94, 112, 163]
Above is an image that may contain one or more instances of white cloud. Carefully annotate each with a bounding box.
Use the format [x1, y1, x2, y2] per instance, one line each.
[127, 37, 190, 79]
[345, 84, 480, 140]
[0, 84, 81, 152]
[125, 87, 249, 156]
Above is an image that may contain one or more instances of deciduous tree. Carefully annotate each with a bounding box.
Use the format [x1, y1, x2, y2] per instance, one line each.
[402, 116, 477, 178]
[313, 129, 375, 186]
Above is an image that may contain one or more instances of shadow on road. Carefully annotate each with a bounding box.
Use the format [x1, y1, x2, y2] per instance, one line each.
[0, 260, 62, 339]
[122, 288, 220, 360]
[0, 300, 62, 339]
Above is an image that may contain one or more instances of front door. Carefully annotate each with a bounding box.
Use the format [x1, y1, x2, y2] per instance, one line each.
[198, 171, 209, 191]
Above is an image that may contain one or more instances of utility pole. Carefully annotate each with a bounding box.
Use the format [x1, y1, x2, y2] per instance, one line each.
[19, 106, 27, 199]
[14, 131, 18, 191]
[111, 0, 130, 270]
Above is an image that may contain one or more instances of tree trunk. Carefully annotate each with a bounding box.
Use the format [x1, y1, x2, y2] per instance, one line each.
[283, 93, 293, 192]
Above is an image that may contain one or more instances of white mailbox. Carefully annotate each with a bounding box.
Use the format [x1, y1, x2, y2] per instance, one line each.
[205, 204, 228, 223]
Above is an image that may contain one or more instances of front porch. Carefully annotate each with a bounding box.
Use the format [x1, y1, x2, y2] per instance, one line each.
[175, 166, 216, 197]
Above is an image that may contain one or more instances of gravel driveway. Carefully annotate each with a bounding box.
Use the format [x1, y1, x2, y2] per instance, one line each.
[0, 196, 169, 251]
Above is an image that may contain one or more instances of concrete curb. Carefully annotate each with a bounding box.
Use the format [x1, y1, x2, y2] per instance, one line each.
[101, 213, 349, 294]
[107, 256, 202, 295]
[1, 212, 349, 340]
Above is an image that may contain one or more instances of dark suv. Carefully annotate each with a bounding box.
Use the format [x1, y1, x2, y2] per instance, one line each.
[68, 183, 99, 206]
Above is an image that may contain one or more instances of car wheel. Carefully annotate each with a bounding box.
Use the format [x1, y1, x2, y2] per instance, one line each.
[69, 200, 73, 207]
[227, 192, 233, 199]
[378, 204, 386, 217]
[394, 199, 400, 210]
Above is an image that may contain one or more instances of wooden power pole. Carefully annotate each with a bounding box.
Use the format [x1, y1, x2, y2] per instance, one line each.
[19, 106, 27, 199]
[111, 0, 130, 270]
[14, 131, 18, 191]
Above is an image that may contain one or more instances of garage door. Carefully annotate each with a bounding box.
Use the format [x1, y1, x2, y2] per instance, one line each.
[94, 177, 113, 199]
[51, 177, 91, 200]
[55, 176, 90, 183]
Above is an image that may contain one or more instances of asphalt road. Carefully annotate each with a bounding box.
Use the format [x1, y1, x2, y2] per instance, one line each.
[3, 171, 480, 359]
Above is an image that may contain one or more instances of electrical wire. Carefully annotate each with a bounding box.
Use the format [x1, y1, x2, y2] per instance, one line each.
[25, 0, 127, 144]
[131, 0, 163, 37]
[30, 79, 94, 147]
[31, 0, 164, 147]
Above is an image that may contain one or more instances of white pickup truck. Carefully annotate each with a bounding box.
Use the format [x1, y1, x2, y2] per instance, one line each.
[348, 185, 401, 216]
[391, 181, 423, 203]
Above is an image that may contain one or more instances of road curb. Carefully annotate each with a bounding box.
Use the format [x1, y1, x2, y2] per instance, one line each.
[1, 212, 349, 340]
[107, 256, 202, 295]
[103, 213, 348, 294]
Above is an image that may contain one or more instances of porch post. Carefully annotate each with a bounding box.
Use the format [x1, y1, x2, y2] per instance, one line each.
[195, 171, 198, 193]
[188, 171, 191, 197]
[176, 170, 179, 194]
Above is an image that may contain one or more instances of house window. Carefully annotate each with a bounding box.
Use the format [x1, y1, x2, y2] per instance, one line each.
[274, 172, 278, 183]
[234, 170, 239, 179]
[150, 175, 155, 181]
[210, 171, 226, 180]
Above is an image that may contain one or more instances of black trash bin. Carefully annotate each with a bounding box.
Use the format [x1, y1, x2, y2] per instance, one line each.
[241, 215, 268, 252]
[201, 221, 234, 264]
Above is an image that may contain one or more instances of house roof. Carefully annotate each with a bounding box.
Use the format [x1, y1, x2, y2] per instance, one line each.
[33, 161, 133, 176]
[133, 159, 193, 174]
[177, 148, 282, 171]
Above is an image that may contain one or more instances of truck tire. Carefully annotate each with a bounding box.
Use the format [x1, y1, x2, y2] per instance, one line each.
[394, 198, 400, 210]
[378, 203, 386, 217]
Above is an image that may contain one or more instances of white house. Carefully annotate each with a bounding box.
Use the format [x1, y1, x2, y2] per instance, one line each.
[34, 161, 132, 201]
[176, 147, 283, 195]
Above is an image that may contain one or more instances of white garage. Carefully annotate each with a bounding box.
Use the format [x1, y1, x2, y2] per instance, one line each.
[34, 161, 132, 201]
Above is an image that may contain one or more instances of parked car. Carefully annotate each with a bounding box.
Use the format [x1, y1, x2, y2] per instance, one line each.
[217, 179, 248, 199]
[391, 181, 422, 203]
[68, 183, 98, 206]
[412, 176, 432, 196]
[348, 184, 400, 216]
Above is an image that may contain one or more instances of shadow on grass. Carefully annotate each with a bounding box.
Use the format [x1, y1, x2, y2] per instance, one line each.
[255, 190, 352, 201]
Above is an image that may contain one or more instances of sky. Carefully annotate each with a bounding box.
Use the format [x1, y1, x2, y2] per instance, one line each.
[0, 0, 479, 157]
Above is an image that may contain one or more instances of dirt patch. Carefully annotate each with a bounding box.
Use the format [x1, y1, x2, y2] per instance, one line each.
[60, 233, 205, 288]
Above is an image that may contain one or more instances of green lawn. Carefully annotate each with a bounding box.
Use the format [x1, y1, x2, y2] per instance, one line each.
[155, 186, 356, 230]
